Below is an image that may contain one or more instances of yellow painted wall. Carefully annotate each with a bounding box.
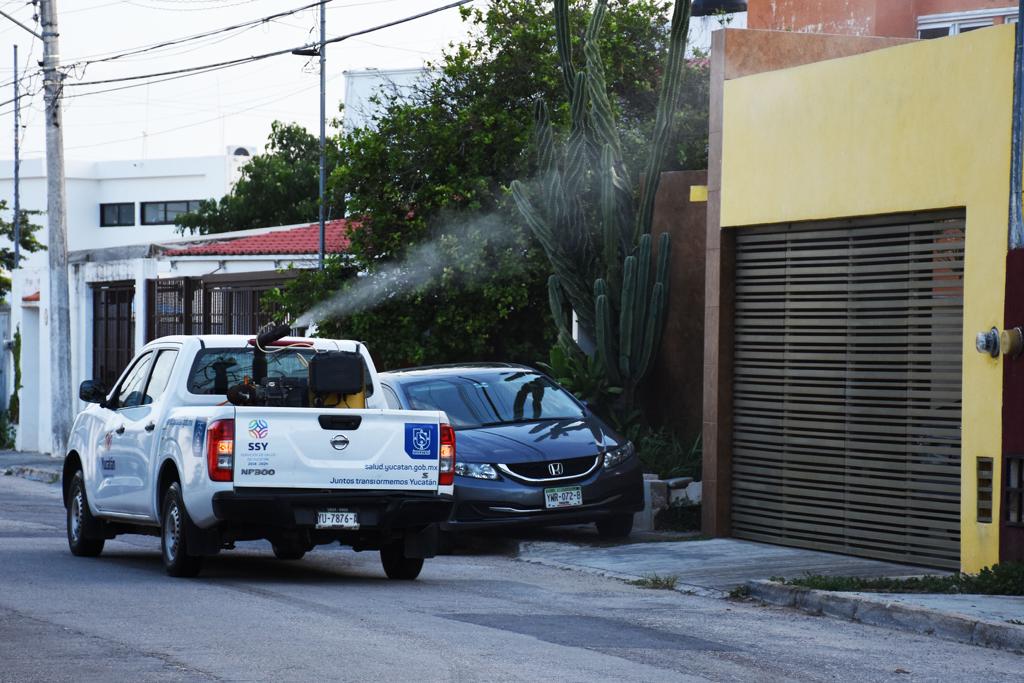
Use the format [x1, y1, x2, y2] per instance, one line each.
[720, 25, 1014, 572]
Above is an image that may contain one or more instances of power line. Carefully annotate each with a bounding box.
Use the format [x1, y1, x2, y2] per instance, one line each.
[62, 0, 332, 68]
[64, 0, 474, 92]
[125, 0, 262, 10]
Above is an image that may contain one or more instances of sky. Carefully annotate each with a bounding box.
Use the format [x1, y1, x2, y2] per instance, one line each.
[0, 0, 479, 162]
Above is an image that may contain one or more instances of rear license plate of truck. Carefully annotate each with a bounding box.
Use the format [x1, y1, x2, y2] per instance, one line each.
[316, 509, 359, 529]
[544, 486, 582, 509]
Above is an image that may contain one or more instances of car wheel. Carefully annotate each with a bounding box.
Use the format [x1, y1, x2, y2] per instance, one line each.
[596, 513, 634, 539]
[67, 471, 105, 557]
[271, 542, 306, 561]
[380, 540, 423, 580]
[161, 482, 203, 578]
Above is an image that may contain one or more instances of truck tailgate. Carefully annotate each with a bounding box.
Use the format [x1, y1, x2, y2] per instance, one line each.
[232, 408, 444, 491]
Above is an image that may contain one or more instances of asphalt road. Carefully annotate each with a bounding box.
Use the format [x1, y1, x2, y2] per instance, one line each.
[0, 474, 1020, 682]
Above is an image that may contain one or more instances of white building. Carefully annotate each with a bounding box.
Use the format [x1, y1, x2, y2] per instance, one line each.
[341, 67, 428, 131]
[0, 150, 256, 266]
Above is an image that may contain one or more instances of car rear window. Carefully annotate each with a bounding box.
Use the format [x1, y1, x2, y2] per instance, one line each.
[398, 371, 584, 429]
[187, 348, 316, 395]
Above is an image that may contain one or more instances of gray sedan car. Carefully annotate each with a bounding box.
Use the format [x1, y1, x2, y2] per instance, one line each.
[379, 364, 643, 538]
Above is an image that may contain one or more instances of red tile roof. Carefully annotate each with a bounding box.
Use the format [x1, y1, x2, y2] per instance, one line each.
[22, 291, 39, 302]
[164, 219, 353, 257]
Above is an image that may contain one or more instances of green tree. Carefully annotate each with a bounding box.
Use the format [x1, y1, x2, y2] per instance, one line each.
[175, 122, 343, 235]
[0, 201, 45, 301]
[271, 0, 706, 370]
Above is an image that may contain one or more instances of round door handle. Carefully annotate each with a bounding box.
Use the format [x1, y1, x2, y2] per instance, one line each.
[144, 422, 156, 432]
[115, 425, 125, 435]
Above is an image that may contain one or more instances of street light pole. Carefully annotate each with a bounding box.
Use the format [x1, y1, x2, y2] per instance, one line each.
[12, 44, 20, 269]
[318, 0, 326, 271]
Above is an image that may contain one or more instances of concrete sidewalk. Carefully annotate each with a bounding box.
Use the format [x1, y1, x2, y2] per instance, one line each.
[515, 534, 1024, 654]
[516, 536, 939, 596]
[1, 450, 61, 484]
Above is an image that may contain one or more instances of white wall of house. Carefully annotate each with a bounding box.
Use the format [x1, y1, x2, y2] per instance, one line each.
[0, 152, 252, 267]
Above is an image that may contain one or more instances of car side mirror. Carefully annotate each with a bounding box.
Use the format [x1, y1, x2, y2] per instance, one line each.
[79, 380, 107, 405]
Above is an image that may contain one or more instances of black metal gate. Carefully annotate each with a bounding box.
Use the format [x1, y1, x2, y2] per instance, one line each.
[92, 282, 136, 388]
[147, 275, 291, 340]
[730, 211, 965, 569]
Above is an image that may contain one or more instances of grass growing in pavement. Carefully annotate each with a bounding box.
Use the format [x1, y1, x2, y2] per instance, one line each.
[776, 563, 1024, 596]
[629, 573, 680, 590]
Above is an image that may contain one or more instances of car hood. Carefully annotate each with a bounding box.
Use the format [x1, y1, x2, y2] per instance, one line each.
[455, 417, 622, 464]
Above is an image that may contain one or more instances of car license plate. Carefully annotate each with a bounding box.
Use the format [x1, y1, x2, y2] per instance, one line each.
[544, 486, 582, 509]
[316, 509, 359, 529]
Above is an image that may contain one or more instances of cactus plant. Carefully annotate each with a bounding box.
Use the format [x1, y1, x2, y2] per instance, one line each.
[512, 0, 690, 412]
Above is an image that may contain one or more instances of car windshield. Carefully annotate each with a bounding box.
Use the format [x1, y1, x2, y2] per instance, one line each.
[398, 371, 584, 429]
[187, 348, 316, 395]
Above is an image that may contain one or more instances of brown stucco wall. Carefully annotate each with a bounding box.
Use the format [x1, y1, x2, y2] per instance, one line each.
[701, 28, 916, 537]
[749, 0, 1013, 38]
[645, 170, 708, 443]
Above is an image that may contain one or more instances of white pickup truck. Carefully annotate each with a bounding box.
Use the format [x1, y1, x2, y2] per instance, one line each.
[62, 331, 455, 579]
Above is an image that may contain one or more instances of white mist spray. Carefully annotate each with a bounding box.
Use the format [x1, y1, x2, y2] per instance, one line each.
[294, 213, 516, 328]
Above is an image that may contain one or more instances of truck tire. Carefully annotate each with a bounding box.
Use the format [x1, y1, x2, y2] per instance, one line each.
[380, 540, 423, 580]
[67, 471, 105, 557]
[596, 513, 634, 539]
[161, 482, 203, 578]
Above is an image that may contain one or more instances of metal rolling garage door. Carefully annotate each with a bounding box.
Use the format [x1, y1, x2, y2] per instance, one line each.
[731, 211, 964, 568]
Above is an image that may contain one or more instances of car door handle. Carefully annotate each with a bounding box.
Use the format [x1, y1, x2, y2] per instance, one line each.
[144, 422, 156, 432]
[115, 425, 125, 435]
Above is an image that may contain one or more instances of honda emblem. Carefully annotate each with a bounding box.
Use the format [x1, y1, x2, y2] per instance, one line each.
[548, 462, 564, 476]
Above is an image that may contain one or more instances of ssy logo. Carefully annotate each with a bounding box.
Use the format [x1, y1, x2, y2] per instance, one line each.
[248, 419, 269, 440]
[404, 423, 437, 460]
[412, 428, 431, 453]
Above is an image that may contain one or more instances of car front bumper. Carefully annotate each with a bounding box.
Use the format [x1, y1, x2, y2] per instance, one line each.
[444, 455, 644, 530]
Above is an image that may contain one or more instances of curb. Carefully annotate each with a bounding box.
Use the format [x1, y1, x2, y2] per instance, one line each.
[745, 580, 1024, 654]
[3, 466, 61, 485]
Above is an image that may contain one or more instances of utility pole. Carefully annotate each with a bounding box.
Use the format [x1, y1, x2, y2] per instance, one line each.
[318, 0, 326, 270]
[12, 44, 20, 268]
[40, 0, 73, 457]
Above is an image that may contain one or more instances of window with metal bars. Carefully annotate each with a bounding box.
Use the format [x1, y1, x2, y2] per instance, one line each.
[146, 276, 291, 340]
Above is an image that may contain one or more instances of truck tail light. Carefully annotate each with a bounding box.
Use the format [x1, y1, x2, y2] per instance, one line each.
[439, 423, 455, 487]
[207, 419, 234, 482]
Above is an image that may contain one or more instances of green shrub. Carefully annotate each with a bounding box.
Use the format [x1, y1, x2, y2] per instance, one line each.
[8, 326, 19, 425]
[782, 563, 1024, 596]
[654, 504, 701, 532]
[633, 427, 701, 480]
[0, 410, 14, 450]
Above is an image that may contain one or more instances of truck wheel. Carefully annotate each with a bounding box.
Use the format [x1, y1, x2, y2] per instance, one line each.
[271, 542, 306, 561]
[67, 471, 105, 557]
[161, 482, 203, 578]
[596, 513, 634, 539]
[380, 540, 423, 580]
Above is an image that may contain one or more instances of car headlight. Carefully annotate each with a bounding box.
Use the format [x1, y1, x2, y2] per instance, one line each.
[603, 442, 635, 469]
[454, 462, 499, 480]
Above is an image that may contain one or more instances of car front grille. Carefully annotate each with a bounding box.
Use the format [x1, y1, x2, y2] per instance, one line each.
[499, 454, 601, 482]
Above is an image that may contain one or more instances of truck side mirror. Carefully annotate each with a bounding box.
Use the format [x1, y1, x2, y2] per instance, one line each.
[79, 380, 107, 404]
